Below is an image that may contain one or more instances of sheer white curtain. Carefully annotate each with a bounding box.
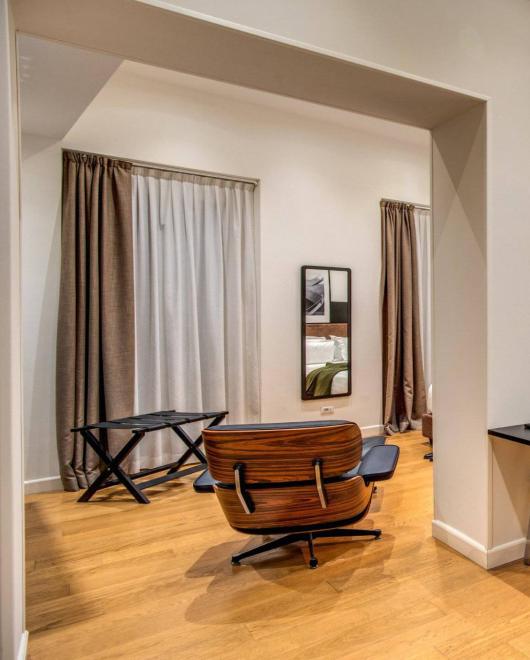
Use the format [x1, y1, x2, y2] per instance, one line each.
[130, 168, 259, 470]
[414, 207, 432, 394]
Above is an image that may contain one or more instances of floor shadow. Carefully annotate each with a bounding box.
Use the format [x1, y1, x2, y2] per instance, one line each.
[184, 527, 395, 625]
[490, 560, 530, 599]
[25, 499, 98, 633]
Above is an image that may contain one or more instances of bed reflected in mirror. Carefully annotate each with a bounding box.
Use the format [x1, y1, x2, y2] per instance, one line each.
[301, 266, 351, 400]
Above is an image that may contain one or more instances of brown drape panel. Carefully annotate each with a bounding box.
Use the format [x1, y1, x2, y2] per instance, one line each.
[381, 201, 427, 434]
[57, 151, 135, 491]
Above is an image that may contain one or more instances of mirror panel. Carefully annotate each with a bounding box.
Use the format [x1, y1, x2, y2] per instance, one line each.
[301, 266, 351, 400]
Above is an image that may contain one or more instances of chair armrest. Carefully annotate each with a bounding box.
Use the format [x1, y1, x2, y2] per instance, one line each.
[357, 445, 400, 485]
[193, 468, 215, 493]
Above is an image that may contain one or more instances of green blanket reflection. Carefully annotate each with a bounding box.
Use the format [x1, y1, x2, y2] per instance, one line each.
[305, 361, 348, 397]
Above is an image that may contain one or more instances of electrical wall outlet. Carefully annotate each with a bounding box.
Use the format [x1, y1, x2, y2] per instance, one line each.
[321, 405, 334, 414]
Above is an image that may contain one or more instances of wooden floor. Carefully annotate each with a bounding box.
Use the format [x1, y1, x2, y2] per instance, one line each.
[26, 432, 530, 659]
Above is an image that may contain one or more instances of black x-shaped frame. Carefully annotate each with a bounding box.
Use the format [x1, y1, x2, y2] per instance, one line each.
[73, 410, 227, 503]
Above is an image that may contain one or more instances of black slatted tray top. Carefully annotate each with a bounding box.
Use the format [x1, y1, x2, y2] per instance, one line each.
[73, 410, 228, 433]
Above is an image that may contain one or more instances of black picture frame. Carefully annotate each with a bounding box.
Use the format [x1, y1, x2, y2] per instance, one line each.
[301, 265, 352, 400]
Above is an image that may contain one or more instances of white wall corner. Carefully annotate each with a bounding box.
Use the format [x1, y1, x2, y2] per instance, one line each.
[433, 520, 527, 569]
[17, 631, 28, 660]
[0, 1, 25, 658]
[432, 519, 488, 569]
[486, 537, 527, 569]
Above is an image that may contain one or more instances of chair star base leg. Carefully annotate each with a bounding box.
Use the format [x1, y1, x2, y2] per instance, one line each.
[307, 533, 318, 568]
[231, 527, 381, 569]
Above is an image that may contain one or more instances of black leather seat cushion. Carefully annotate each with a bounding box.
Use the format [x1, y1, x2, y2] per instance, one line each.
[206, 420, 353, 432]
[361, 435, 386, 456]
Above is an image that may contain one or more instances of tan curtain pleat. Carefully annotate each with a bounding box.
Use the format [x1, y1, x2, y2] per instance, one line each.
[56, 151, 135, 491]
[381, 200, 427, 434]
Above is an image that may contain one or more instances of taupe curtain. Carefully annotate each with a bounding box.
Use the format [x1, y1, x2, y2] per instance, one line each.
[56, 151, 135, 491]
[381, 201, 427, 434]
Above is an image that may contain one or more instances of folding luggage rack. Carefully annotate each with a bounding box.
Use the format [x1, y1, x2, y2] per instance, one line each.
[73, 410, 227, 503]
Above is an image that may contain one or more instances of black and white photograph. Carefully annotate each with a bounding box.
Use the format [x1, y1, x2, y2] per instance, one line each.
[305, 268, 330, 323]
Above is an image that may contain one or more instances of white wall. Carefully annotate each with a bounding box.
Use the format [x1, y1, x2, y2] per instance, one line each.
[22, 62, 430, 487]
[21, 135, 61, 486]
[0, 1, 26, 657]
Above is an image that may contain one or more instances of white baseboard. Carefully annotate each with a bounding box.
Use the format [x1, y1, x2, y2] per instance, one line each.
[17, 631, 28, 660]
[486, 536, 527, 569]
[24, 476, 62, 494]
[360, 424, 384, 435]
[432, 519, 527, 569]
[432, 519, 488, 568]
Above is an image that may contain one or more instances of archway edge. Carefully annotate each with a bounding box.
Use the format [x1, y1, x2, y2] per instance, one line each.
[12, 0, 488, 129]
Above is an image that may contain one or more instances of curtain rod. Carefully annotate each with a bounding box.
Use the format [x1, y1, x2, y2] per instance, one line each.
[63, 148, 259, 187]
[380, 197, 431, 211]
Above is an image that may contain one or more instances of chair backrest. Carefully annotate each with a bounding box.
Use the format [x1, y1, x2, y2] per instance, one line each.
[203, 420, 373, 532]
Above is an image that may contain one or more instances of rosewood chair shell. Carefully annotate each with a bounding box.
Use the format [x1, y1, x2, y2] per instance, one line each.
[202, 420, 399, 568]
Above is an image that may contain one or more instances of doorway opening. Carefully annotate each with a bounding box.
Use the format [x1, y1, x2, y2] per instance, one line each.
[7, 3, 490, 656]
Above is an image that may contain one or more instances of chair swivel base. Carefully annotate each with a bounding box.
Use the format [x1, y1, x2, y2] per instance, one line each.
[423, 437, 433, 462]
[231, 527, 382, 569]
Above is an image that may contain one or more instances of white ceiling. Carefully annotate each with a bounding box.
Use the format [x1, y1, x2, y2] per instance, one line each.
[18, 34, 121, 139]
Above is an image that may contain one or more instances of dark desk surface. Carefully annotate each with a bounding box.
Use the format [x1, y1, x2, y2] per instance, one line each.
[489, 425, 530, 447]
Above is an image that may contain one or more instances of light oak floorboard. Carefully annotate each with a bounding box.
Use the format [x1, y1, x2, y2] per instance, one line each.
[26, 432, 530, 659]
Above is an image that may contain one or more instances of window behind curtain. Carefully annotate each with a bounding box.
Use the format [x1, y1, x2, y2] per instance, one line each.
[130, 168, 259, 470]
